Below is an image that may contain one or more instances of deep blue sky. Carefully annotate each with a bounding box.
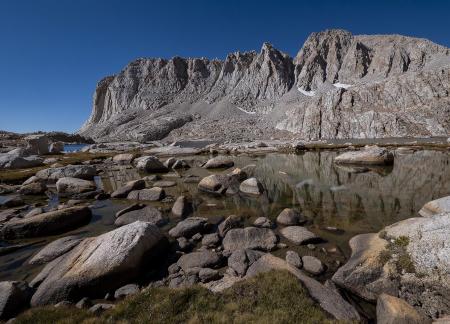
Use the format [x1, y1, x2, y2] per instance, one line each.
[1, 0, 449, 133]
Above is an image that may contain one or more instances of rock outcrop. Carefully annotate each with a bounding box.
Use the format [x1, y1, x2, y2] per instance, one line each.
[79, 29, 450, 142]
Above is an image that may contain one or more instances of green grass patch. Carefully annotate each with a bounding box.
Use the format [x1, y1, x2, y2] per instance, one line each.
[14, 271, 343, 324]
[378, 235, 415, 274]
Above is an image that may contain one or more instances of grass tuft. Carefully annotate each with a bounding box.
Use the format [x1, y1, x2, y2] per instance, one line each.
[14, 271, 345, 324]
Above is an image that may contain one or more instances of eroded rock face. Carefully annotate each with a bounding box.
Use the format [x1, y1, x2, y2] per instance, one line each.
[80, 29, 450, 142]
[30, 221, 165, 306]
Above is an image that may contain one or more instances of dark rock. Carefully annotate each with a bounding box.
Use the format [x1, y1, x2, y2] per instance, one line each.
[0, 281, 32, 320]
[201, 233, 220, 247]
[239, 178, 265, 196]
[75, 297, 92, 309]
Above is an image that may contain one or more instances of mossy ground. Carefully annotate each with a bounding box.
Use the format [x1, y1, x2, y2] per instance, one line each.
[14, 271, 344, 324]
[378, 235, 415, 274]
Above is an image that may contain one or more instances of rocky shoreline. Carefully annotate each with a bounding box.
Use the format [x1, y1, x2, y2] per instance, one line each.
[0, 137, 449, 323]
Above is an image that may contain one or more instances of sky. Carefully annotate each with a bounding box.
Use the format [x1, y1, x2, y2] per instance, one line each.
[0, 0, 449, 133]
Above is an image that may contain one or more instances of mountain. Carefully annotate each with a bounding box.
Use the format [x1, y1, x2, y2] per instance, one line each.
[80, 29, 450, 142]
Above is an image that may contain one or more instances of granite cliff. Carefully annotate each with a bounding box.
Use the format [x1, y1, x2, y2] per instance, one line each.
[80, 29, 450, 142]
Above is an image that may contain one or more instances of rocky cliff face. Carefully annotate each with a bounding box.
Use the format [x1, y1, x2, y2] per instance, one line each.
[80, 29, 450, 142]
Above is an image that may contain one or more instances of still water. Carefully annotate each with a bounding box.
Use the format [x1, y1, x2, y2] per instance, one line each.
[0, 150, 449, 284]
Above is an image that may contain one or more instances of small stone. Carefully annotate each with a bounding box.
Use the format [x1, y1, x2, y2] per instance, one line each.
[253, 217, 272, 228]
[75, 297, 92, 309]
[285, 251, 302, 268]
[114, 284, 139, 299]
[171, 196, 193, 217]
[203, 156, 234, 169]
[302, 256, 325, 275]
[89, 303, 115, 314]
[239, 178, 264, 196]
[176, 237, 192, 251]
[276, 208, 304, 225]
[218, 215, 242, 237]
[199, 268, 220, 283]
[168, 263, 181, 275]
[202, 233, 220, 247]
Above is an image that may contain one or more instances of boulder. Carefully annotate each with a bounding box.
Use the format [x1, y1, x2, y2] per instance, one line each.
[56, 177, 96, 194]
[164, 157, 176, 169]
[114, 205, 166, 227]
[277, 208, 304, 225]
[168, 217, 208, 238]
[112, 153, 135, 164]
[419, 196, 450, 217]
[127, 187, 165, 201]
[228, 249, 265, 276]
[239, 178, 264, 196]
[177, 250, 222, 271]
[0, 281, 32, 320]
[19, 181, 47, 195]
[49, 141, 64, 154]
[171, 196, 193, 217]
[22, 175, 41, 186]
[280, 226, 320, 245]
[302, 256, 325, 275]
[36, 164, 97, 182]
[334, 145, 394, 165]
[134, 156, 168, 172]
[172, 159, 190, 169]
[218, 215, 242, 237]
[203, 156, 234, 169]
[115, 203, 145, 218]
[111, 179, 145, 198]
[333, 212, 450, 319]
[0, 206, 92, 239]
[29, 235, 83, 265]
[377, 294, 426, 324]
[25, 134, 49, 155]
[222, 227, 277, 251]
[30, 221, 165, 306]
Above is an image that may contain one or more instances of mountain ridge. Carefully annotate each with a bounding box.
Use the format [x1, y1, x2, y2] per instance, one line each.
[80, 29, 450, 142]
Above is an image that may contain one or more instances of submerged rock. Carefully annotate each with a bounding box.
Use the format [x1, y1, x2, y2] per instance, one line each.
[0, 206, 92, 239]
[334, 146, 394, 165]
[30, 221, 165, 306]
[276, 208, 304, 225]
[239, 178, 264, 196]
[203, 156, 234, 169]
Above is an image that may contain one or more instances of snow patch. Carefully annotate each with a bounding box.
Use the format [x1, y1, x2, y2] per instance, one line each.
[236, 106, 256, 115]
[333, 83, 352, 89]
[297, 87, 315, 96]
